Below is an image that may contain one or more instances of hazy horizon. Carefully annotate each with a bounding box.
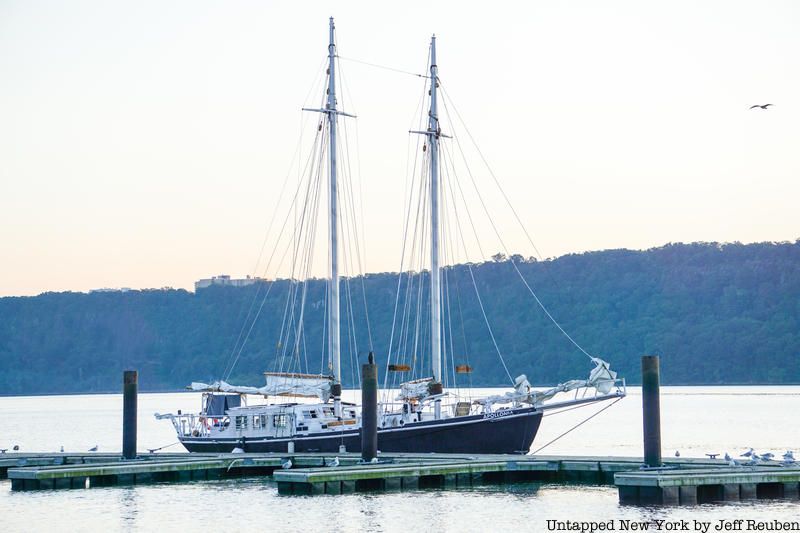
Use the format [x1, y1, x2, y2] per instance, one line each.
[3, 1, 798, 297]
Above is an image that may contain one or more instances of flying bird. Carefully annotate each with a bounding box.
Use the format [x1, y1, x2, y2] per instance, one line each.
[749, 104, 773, 110]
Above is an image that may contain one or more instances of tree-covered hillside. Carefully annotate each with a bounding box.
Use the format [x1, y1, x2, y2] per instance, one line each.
[1, 241, 798, 395]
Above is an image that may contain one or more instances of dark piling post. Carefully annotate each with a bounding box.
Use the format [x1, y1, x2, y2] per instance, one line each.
[123, 370, 138, 460]
[361, 353, 378, 462]
[641, 355, 662, 467]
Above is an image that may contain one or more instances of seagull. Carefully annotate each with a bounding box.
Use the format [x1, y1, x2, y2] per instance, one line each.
[760, 452, 774, 461]
[281, 459, 293, 470]
[60, 446, 64, 453]
[724, 452, 731, 462]
[13, 445, 19, 451]
[326, 457, 340, 468]
[88, 445, 98, 452]
[744, 455, 760, 466]
[782, 451, 795, 463]
[231, 447, 245, 454]
[674, 450, 680, 457]
[749, 104, 773, 110]
[740, 448, 756, 458]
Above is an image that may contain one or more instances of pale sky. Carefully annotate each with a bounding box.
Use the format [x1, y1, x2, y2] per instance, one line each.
[1, 0, 798, 296]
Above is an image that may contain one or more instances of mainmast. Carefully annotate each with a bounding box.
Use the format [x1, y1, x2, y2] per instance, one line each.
[326, 17, 342, 417]
[428, 36, 443, 419]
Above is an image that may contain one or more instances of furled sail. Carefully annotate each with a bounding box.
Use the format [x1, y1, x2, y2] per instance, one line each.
[476, 358, 620, 408]
[187, 372, 333, 401]
[262, 372, 333, 401]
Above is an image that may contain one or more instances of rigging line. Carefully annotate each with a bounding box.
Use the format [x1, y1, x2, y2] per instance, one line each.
[438, 84, 548, 263]
[220, 114, 326, 378]
[542, 400, 605, 418]
[338, 112, 374, 354]
[441, 189, 460, 391]
[530, 397, 624, 455]
[440, 98, 594, 361]
[288, 125, 327, 374]
[342, 81, 375, 355]
[242, 119, 327, 379]
[412, 165, 432, 379]
[224, 236, 293, 380]
[441, 145, 514, 384]
[384, 132, 425, 390]
[290, 172, 323, 376]
[278, 129, 325, 374]
[338, 55, 429, 79]
[438, 88, 573, 310]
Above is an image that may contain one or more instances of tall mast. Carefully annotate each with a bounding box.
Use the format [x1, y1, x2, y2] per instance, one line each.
[428, 35, 443, 419]
[326, 17, 342, 416]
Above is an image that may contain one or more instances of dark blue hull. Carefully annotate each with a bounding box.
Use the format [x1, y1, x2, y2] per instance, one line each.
[181, 407, 542, 455]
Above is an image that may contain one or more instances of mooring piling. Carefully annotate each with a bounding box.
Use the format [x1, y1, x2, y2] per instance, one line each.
[641, 355, 662, 468]
[122, 370, 138, 460]
[361, 353, 378, 462]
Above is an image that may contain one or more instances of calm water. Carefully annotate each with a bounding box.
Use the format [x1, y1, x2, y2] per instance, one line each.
[1, 387, 798, 532]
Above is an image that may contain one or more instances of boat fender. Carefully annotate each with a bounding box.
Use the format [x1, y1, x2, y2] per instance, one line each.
[399, 420, 405, 426]
[192, 429, 200, 437]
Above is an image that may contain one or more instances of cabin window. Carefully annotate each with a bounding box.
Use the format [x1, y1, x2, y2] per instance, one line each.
[273, 414, 288, 428]
[348, 410, 356, 418]
[253, 416, 261, 429]
[303, 410, 318, 419]
[235, 416, 248, 430]
[260, 414, 267, 427]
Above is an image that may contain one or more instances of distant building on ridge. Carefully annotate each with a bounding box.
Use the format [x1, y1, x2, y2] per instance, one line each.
[194, 275, 263, 291]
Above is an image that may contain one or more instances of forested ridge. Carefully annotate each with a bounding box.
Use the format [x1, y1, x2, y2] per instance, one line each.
[1, 241, 798, 395]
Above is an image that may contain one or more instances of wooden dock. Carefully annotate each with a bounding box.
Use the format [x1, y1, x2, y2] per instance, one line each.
[616, 465, 800, 505]
[3, 451, 798, 505]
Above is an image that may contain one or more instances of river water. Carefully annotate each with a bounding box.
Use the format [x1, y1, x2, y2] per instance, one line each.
[1, 386, 798, 532]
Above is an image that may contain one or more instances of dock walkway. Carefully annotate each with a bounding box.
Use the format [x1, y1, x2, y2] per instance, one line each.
[3, 452, 798, 505]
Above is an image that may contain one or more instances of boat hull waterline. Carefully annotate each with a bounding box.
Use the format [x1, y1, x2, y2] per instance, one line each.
[180, 407, 543, 455]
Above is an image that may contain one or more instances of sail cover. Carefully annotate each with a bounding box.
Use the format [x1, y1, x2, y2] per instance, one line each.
[263, 372, 333, 400]
[188, 373, 333, 401]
